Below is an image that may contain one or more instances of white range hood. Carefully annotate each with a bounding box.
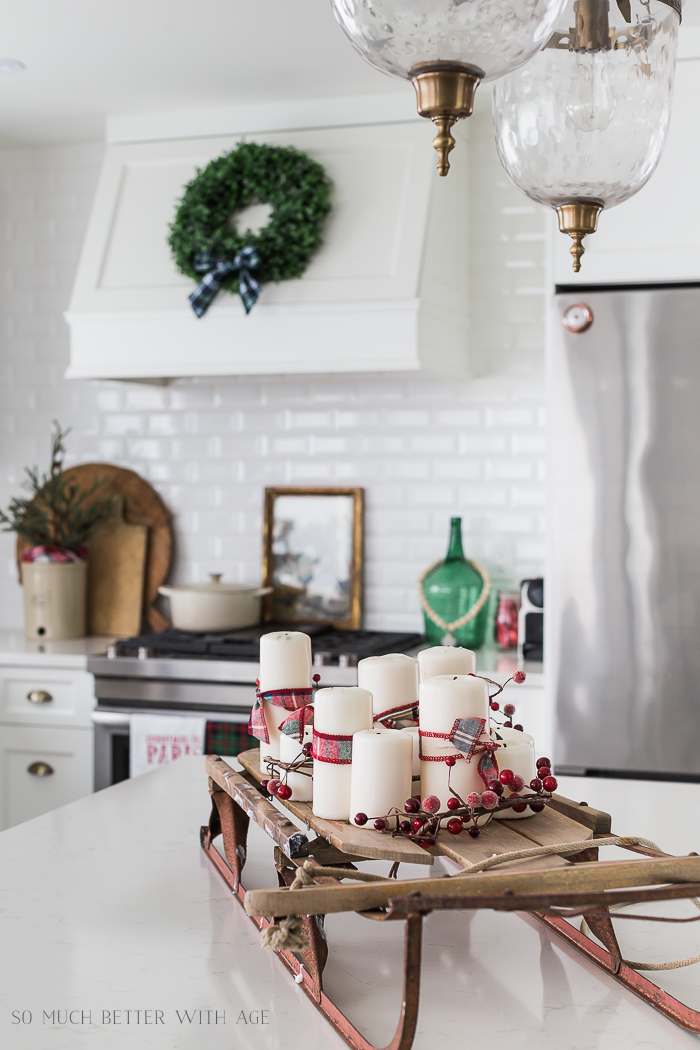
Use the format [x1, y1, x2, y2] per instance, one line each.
[66, 103, 470, 380]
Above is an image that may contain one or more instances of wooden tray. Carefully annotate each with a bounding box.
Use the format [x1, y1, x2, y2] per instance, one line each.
[235, 748, 598, 871]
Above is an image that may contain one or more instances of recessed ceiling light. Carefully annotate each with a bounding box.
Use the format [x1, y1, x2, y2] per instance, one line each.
[0, 59, 25, 74]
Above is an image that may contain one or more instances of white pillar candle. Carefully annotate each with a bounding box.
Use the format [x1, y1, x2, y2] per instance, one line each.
[312, 687, 373, 820]
[418, 646, 476, 681]
[493, 728, 538, 821]
[419, 674, 490, 809]
[357, 653, 419, 721]
[258, 631, 312, 765]
[278, 715, 314, 803]
[349, 729, 413, 822]
[400, 725, 421, 778]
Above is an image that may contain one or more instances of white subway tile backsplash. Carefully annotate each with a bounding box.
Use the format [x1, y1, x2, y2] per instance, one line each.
[0, 112, 547, 632]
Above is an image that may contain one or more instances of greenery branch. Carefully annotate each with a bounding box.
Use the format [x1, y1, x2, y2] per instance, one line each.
[0, 421, 118, 553]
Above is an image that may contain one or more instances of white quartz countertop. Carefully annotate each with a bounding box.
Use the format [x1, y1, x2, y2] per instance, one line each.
[0, 759, 698, 1050]
[0, 630, 115, 668]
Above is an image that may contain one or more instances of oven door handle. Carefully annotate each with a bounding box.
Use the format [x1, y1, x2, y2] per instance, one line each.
[91, 711, 131, 729]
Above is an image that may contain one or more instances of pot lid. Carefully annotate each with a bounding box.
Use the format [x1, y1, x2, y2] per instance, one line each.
[159, 575, 271, 596]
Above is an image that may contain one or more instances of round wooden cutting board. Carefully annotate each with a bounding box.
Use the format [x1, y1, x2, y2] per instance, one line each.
[16, 464, 174, 633]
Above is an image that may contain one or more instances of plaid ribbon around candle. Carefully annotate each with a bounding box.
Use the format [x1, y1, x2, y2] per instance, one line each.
[248, 684, 313, 745]
[419, 715, 501, 784]
[278, 704, 314, 743]
[373, 700, 420, 730]
[311, 728, 354, 765]
[188, 246, 261, 317]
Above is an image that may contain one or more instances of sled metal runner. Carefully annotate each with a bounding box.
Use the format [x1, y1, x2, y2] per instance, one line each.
[200, 752, 700, 1050]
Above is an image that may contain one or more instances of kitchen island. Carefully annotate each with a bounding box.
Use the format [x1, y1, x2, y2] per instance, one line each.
[0, 757, 698, 1050]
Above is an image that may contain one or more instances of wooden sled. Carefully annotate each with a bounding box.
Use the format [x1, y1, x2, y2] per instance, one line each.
[201, 752, 700, 1050]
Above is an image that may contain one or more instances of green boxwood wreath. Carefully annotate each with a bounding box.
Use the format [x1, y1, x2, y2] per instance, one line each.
[168, 141, 333, 295]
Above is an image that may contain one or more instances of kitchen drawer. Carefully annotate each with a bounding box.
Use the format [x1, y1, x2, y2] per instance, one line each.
[0, 725, 93, 831]
[0, 666, 96, 727]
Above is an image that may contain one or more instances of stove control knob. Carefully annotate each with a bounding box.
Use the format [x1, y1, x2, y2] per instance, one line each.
[106, 644, 117, 659]
[338, 653, 358, 668]
[313, 651, 331, 667]
[562, 302, 593, 334]
[138, 646, 154, 660]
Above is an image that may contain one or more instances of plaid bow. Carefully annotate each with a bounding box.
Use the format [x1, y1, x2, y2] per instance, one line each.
[249, 685, 313, 745]
[279, 704, 314, 743]
[419, 716, 501, 784]
[188, 246, 261, 317]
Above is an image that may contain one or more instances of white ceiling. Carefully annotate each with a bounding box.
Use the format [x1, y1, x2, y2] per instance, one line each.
[0, 0, 696, 148]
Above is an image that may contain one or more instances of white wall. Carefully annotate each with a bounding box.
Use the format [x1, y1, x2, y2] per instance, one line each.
[0, 103, 547, 634]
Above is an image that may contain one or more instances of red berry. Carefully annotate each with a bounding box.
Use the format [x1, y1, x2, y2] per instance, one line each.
[536, 756, 551, 769]
[422, 795, 441, 814]
[374, 818, 387, 831]
[302, 742, 312, 756]
[260, 779, 269, 792]
[354, 812, 368, 826]
[487, 779, 504, 797]
[399, 820, 411, 833]
[537, 766, 551, 779]
[481, 790, 499, 810]
[512, 802, 527, 813]
[510, 774, 525, 793]
[513, 670, 526, 684]
[504, 703, 515, 717]
[514, 724, 524, 732]
[277, 784, 292, 800]
[499, 769, 514, 786]
[542, 776, 558, 792]
[312, 673, 321, 683]
[413, 793, 421, 800]
[504, 720, 513, 728]
[490, 701, 500, 711]
[466, 792, 481, 807]
[445, 755, 457, 767]
[447, 796, 460, 811]
[530, 777, 543, 792]
[418, 839, 432, 849]
[267, 779, 280, 795]
[404, 797, 420, 814]
[529, 800, 546, 813]
[447, 817, 463, 835]
[468, 826, 481, 838]
[412, 818, 425, 831]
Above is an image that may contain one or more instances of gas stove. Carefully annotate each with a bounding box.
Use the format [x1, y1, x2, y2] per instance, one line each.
[108, 624, 424, 667]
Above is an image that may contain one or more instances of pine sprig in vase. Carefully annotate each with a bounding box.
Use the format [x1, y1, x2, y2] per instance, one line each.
[0, 421, 118, 554]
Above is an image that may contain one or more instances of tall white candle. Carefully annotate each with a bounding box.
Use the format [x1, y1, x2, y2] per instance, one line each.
[493, 728, 537, 821]
[349, 729, 413, 822]
[418, 646, 476, 681]
[258, 631, 312, 765]
[357, 653, 419, 720]
[312, 687, 373, 820]
[279, 715, 314, 803]
[400, 725, 421, 778]
[419, 674, 490, 808]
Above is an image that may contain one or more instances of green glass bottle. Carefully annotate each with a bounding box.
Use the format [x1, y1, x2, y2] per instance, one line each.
[421, 517, 490, 649]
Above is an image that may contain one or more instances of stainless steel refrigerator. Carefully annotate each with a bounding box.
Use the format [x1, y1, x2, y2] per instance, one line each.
[550, 282, 700, 779]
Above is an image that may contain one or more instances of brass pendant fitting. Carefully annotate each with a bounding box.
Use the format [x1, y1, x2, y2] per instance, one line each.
[410, 63, 482, 176]
[556, 201, 604, 272]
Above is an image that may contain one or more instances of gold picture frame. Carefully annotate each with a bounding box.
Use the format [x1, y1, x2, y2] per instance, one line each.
[262, 487, 364, 629]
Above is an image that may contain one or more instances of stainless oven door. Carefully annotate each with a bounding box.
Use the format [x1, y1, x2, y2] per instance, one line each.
[91, 707, 250, 791]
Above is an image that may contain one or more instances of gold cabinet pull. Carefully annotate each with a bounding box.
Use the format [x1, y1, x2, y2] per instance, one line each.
[26, 689, 53, 704]
[27, 761, 54, 777]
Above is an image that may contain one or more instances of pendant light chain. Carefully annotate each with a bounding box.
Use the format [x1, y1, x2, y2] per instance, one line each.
[418, 558, 492, 635]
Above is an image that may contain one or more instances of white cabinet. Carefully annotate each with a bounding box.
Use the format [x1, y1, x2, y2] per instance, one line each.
[551, 54, 700, 286]
[0, 725, 93, 830]
[0, 638, 102, 830]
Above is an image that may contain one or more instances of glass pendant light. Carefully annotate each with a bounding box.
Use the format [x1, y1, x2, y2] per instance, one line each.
[493, 0, 681, 270]
[330, 0, 569, 175]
